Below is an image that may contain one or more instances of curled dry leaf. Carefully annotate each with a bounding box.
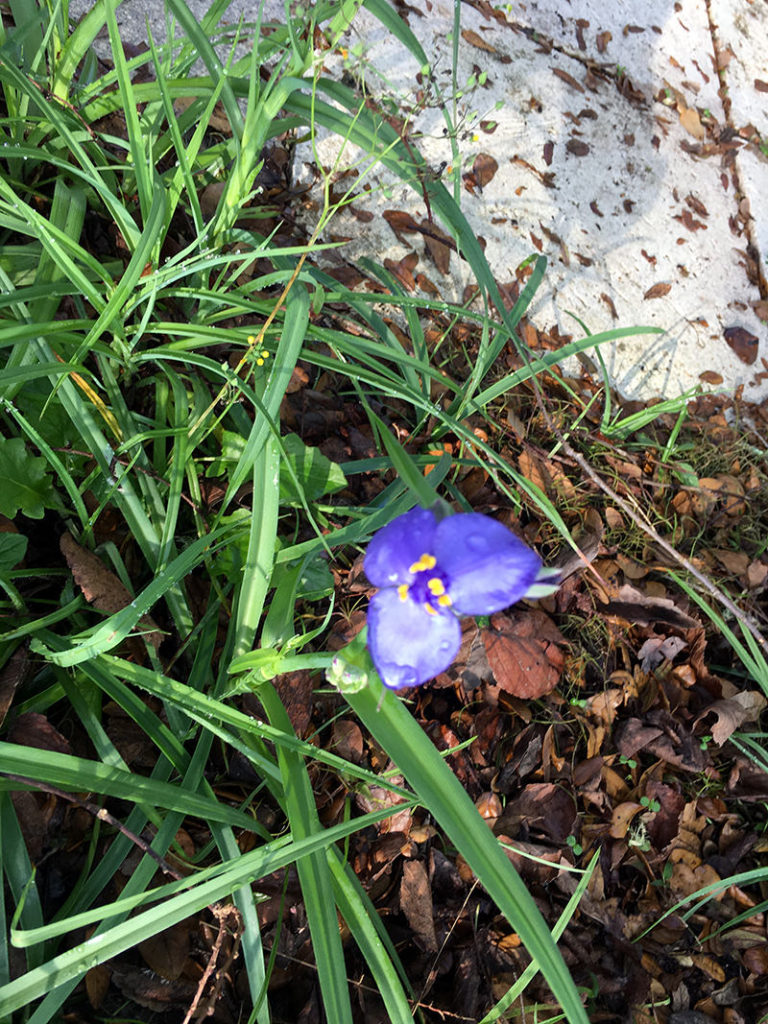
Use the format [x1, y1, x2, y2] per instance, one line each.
[60, 533, 163, 651]
[471, 153, 499, 188]
[695, 691, 767, 746]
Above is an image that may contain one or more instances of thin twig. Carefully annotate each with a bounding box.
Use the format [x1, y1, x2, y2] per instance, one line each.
[3, 774, 182, 878]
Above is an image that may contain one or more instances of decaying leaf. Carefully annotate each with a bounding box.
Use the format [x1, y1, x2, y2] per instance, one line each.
[482, 609, 565, 699]
[60, 533, 163, 651]
[695, 691, 767, 746]
[400, 859, 438, 952]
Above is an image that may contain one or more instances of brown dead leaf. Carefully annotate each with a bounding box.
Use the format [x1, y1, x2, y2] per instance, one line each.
[86, 964, 111, 1010]
[754, 79, 768, 94]
[482, 609, 565, 699]
[695, 691, 767, 746]
[382, 209, 420, 243]
[723, 325, 759, 365]
[596, 30, 612, 53]
[0, 643, 28, 728]
[60, 533, 163, 651]
[274, 670, 314, 736]
[400, 859, 437, 952]
[643, 282, 672, 300]
[461, 28, 496, 53]
[679, 104, 705, 139]
[421, 219, 452, 276]
[566, 138, 590, 157]
[498, 783, 576, 842]
[9, 711, 72, 755]
[138, 921, 190, 980]
[600, 583, 699, 630]
[610, 801, 644, 839]
[332, 719, 364, 763]
[384, 252, 419, 291]
[552, 67, 584, 93]
[472, 152, 498, 188]
[110, 964, 198, 1011]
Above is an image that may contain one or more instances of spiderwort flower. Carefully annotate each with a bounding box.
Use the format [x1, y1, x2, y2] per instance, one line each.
[364, 506, 547, 690]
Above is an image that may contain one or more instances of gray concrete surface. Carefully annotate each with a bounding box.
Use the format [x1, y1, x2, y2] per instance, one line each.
[70, 0, 768, 404]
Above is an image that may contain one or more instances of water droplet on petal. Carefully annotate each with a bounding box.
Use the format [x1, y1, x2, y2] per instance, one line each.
[438, 640, 453, 652]
[466, 533, 490, 553]
[380, 662, 418, 689]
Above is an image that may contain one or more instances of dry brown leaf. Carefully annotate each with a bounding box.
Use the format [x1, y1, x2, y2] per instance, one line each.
[723, 325, 759, 365]
[552, 67, 584, 92]
[566, 138, 590, 156]
[460, 28, 496, 53]
[9, 711, 72, 755]
[643, 282, 672, 300]
[472, 152, 499, 188]
[400, 860, 438, 952]
[610, 801, 644, 839]
[482, 610, 565, 699]
[86, 964, 111, 1010]
[138, 921, 190, 980]
[60, 533, 163, 650]
[382, 208, 420, 243]
[695, 691, 767, 746]
[679, 104, 705, 139]
[421, 219, 452, 276]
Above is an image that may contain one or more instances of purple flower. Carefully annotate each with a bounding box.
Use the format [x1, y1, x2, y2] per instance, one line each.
[364, 507, 545, 690]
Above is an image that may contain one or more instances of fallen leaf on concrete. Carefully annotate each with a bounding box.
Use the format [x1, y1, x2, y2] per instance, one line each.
[461, 28, 496, 53]
[754, 79, 768, 93]
[596, 30, 612, 53]
[471, 153, 498, 188]
[723, 326, 759, 365]
[566, 138, 590, 156]
[382, 209, 420, 243]
[552, 67, 584, 93]
[644, 282, 672, 299]
[679, 105, 705, 140]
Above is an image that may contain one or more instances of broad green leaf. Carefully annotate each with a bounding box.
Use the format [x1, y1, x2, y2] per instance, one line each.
[0, 437, 55, 519]
[0, 533, 27, 572]
[280, 433, 346, 502]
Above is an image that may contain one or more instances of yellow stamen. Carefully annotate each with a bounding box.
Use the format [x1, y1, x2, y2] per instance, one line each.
[437, 594, 452, 608]
[427, 578, 445, 596]
[397, 584, 409, 602]
[409, 553, 437, 573]
[424, 603, 437, 615]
